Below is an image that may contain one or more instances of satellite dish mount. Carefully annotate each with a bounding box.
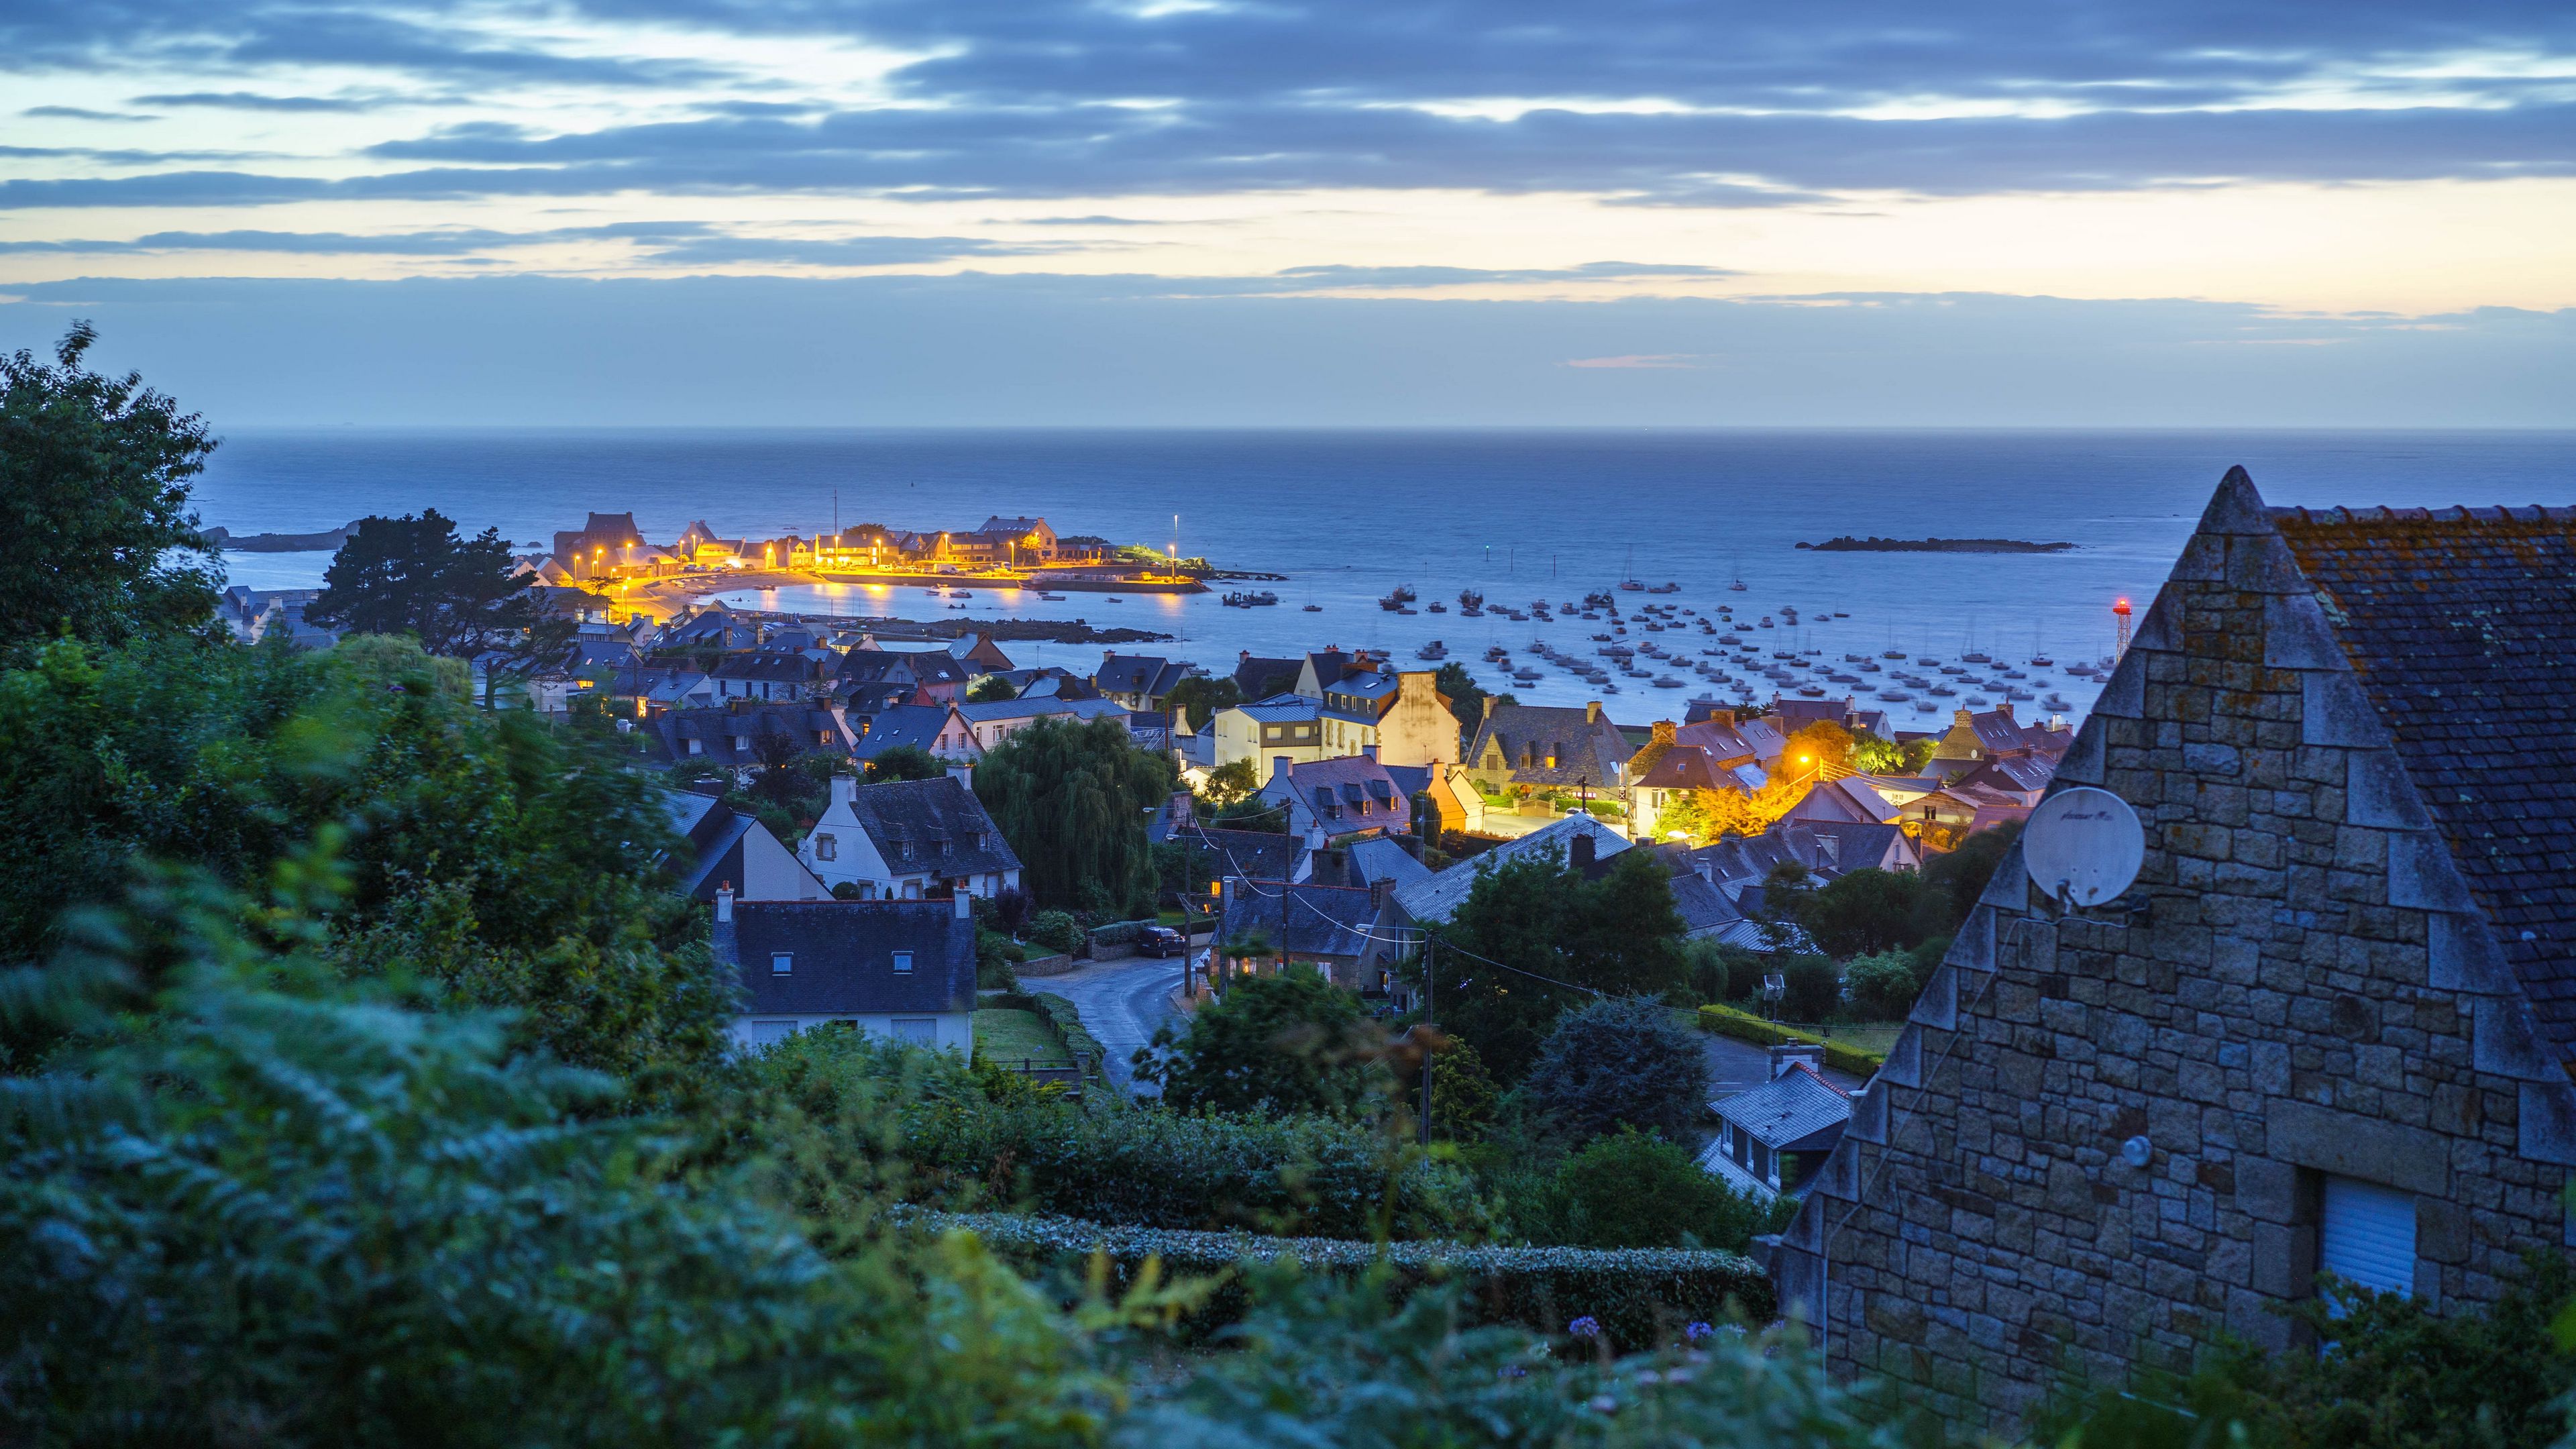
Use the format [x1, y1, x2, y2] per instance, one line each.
[2021, 786, 2147, 915]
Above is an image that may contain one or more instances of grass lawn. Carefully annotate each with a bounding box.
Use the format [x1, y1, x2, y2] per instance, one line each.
[1815, 1022, 1907, 1056]
[974, 1008, 1070, 1069]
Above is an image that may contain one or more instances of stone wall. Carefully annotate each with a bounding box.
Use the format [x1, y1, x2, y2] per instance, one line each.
[1772, 477, 2576, 1428]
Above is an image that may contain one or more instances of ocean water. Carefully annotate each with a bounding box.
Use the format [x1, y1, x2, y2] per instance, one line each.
[198, 429, 2576, 720]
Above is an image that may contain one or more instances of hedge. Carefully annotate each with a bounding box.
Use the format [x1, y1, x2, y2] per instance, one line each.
[1697, 1003, 1886, 1077]
[911, 1210, 1774, 1348]
[1030, 992, 1108, 1085]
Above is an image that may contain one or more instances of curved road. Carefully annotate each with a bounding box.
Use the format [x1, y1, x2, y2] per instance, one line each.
[1027, 953, 1190, 1095]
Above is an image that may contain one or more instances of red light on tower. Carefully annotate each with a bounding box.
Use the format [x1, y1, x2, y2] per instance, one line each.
[2112, 597, 2133, 660]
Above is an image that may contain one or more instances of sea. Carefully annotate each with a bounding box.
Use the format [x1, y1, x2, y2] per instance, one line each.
[199, 429, 2576, 724]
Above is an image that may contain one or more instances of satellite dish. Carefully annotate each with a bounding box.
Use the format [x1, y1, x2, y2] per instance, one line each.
[2022, 786, 2146, 908]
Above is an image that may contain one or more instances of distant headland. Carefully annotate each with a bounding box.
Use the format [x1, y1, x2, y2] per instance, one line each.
[202, 521, 359, 553]
[1797, 536, 2078, 554]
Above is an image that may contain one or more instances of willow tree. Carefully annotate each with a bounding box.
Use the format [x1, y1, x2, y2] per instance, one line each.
[972, 716, 1175, 915]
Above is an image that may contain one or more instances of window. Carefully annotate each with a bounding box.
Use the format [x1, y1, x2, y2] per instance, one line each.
[814, 833, 837, 861]
[687, 738, 704, 756]
[2322, 1176, 2416, 1300]
[893, 951, 915, 975]
[771, 952, 794, 975]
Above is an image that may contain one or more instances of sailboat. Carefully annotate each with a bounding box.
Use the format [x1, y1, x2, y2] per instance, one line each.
[1728, 555, 1748, 592]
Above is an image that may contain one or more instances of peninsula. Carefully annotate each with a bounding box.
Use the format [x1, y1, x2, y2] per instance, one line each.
[1797, 535, 2078, 553]
[202, 521, 359, 553]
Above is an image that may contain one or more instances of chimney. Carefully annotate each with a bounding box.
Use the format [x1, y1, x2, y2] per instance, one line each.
[1361, 743, 1378, 762]
[1770, 1042, 1823, 1079]
[830, 775, 857, 808]
[1585, 700, 1601, 724]
[1104, 648, 1115, 661]
[1570, 833, 1596, 871]
[1305, 820, 1328, 853]
[1369, 878, 1387, 911]
[1240, 649, 1252, 663]
[1651, 720, 1676, 745]
[1273, 755, 1294, 783]
[947, 761, 975, 792]
[955, 890, 973, 920]
[1482, 694, 1499, 720]
[715, 883, 734, 923]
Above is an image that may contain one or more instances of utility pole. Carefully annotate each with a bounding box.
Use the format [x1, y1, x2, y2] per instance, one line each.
[1418, 936, 1436, 1146]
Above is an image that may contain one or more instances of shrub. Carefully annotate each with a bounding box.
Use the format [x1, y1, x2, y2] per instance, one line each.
[1541, 1128, 1780, 1252]
[1842, 948, 1926, 1020]
[1519, 996, 1709, 1145]
[1778, 953, 1843, 1022]
[917, 1210, 1774, 1350]
[1683, 937, 1750, 1005]
[1695, 1004, 1887, 1077]
[900, 1093, 1487, 1240]
[1025, 909, 1085, 956]
[1138, 965, 1393, 1118]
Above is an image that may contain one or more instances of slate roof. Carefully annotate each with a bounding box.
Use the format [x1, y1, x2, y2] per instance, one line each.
[1260, 754, 1413, 835]
[717, 900, 976, 1016]
[839, 776, 1022, 877]
[1464, 702, 1635, 788]
[1634, 743, 1739, 793]
[1668, 871, 1743, 939]
[1342, 837, 1434, 892]
[851, 704, 963, 761]
[1391, 812, 1632, 925]
[712, 649, 821, 685]
[2273, 502, 2576, 1060]
[1233, 693, 1325, 723]
[956, 696, 1130, 728]
[1712, 1064, 1849, 1150]
[1222, 880, 1380, 959]
[1234, 654, 1302, 696]
[1164, 823, 1301, 885]
[1095, 653, 1191, 699]
[640, 703, 851, 766]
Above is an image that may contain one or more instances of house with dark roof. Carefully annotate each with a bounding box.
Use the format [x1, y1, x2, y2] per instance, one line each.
[1161, 822, 1304, 904]
[717, 891, 977, 1051]
[1232, 651, 1303, 699]
[1216, 877, 1393, 992]
[663, 790, 830, 902]
[1924, 702, 2072, 782]
[799, 774, 1022, 901]
[1384, 813, 1632, 929]
[849, 701, 980, 765]
[836, 645, 975, 704]
[639, 702, 854, 769]
[1772, 470, 2576, 1430]
[1094, 652, 1193, 710]
[1699, 1049, 1849, 1202]
[1460, 700, 1637, 831]
[711, 648, 828, 702]
[1256, 751, 1418, 844]
[955, 695, 1131, 751]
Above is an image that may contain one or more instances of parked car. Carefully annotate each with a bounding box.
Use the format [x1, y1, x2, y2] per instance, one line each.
[1138, 926, 1187, 958]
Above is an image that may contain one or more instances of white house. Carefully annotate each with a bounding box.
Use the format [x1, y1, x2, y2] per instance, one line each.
[799, 772, 1024, 901]
[716, 890, 977, 1053]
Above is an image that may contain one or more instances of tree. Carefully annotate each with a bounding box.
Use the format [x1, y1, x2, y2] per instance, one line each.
[1520, 996, 1710, 1145]
[1199, 757, 1258, 808]
[1164, 674, 1242, 732]
[308, 510, 547, 660]
[1136, 965, 1391, 1116]
[973, 716, 1175, 914]
[1546, 1128, 1779, 1250]
[1921, 819, 2023, 930]
[1421, 1034, 1499, 1140]
[1434, 662, 1515, 736]
[1792, 866, 1929, 959]
[1655, 774, 1803, 845]
[1784, 719, 1854, 774]
[967, 676, 1018, 703]
[1427, 846, 1686, 1081]
[0, 321, 219, 650]
[865, 743, 947, 782]
[1843, 948, 1928, 1019]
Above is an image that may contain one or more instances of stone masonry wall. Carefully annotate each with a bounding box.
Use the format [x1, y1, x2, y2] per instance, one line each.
[1770, 476, 2576, 1429]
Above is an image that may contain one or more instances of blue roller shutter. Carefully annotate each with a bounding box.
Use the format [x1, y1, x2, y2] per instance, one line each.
[2321, 1176, 2415, 1299]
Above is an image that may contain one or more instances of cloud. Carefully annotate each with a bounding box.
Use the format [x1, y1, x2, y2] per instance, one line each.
[23, 105, 156, 121]
[2, 0, 2573, 212]
[131, 91, 374, 111]
[1566, 354, 1703, 369]
[0, 222, 1063, 268]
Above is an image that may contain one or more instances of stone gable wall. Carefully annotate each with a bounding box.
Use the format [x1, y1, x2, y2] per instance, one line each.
[1771, 478, 2576, 1428]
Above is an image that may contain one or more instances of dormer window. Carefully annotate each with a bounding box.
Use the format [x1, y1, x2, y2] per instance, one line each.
[893, 951, 914, 975]
[771, 953, 794, 975]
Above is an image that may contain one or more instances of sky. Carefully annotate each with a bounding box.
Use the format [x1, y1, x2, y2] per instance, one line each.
[3, 0, 2573, 425]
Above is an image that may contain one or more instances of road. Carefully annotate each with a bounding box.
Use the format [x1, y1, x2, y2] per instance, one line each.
[1028, 953, 1189, 1095]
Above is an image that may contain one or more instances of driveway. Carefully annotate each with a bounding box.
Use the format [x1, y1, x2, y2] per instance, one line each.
[1703, 1027, 1868, 1102]
[1028, 953, 1189, 1095]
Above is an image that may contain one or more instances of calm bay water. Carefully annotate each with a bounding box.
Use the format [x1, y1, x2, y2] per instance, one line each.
[199, 429, 2576, 719]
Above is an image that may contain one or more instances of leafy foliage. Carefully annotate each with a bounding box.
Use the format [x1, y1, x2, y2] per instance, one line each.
[1790, 866, 1932, 959]
[1520, 996, 1711, 1145]
[1429, 846, 1686, 1081]
[1197, 757, 1258, 808]
[865, 741, 948, 782]
[0, 632, 726, 1084]
[1843, 948, 1929, 1019]
[1137, 965, 1393, 1118]
[969, 675, 1019, 702]
[307, 509, 550, 662]
[1922, 820, 2023, 926]
[1163, 674, 1242, 733]
[1534, 1129, 1784, 1252]
[0, 322, 219, 651]
[975, 716, 1175, 914]
[1027, 909, 1087, 956]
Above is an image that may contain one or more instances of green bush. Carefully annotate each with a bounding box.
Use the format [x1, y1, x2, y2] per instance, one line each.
[1778, 953, 1843, 1022]
[1521, 996, 1709, 1144]
[916, 1210, 1774, 1350]
[1030, 992, 1106, 1081]
[1535, 1129, 1787, 1252]
[1026, 908, 1085, 956]
[1138, 964, 1391, 1117]
[1842, 948, 1925, 1020]
[1695, 1003, 1886, 1077]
